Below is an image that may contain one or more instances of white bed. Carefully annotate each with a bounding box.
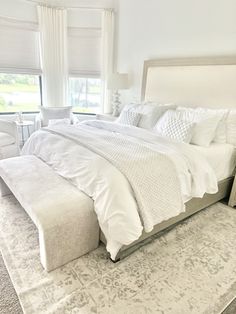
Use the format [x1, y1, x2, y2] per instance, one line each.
[20, 57, 236, 262]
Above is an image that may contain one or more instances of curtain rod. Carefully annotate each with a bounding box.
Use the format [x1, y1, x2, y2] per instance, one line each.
[23, 0, 113, 11]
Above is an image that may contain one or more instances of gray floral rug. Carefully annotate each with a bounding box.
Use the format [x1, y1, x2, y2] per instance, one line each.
[1, 195, 236, 314]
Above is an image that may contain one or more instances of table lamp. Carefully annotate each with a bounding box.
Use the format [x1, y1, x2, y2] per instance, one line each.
[108, 73, 129, 116]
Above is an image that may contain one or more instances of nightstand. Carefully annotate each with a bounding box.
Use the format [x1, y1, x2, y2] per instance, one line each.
[15, 120, 34, 145]
[228, 176, 236, 207]
[96, 113, 117, 122]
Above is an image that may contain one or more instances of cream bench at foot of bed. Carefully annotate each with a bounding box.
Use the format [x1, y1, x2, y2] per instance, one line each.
[0, 155, 99, 271]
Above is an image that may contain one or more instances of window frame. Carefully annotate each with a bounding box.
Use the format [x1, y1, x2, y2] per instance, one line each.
[0, 73, 43, 115]
[68, 75, 102, 115]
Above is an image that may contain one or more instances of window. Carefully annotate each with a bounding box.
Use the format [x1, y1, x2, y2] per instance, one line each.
[0, 73, 41, 113]
[68, 27, 102, 113]
[69, 77, 102, 114]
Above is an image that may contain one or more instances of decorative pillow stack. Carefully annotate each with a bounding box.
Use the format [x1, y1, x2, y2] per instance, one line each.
[116, 102, 234, 147]
[154, 107, 227, 146]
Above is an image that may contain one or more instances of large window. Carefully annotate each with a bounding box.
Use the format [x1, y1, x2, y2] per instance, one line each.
[69, 77, 102, 113]
[0, 73, 41, 113]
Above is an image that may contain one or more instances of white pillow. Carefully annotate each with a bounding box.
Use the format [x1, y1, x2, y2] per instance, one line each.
[121, 102, 176, 129]
[178, 106, 228, 144]
[116, 110, 141, 126]
[176, 108, 222, 147]
[195, 107, 229, 143]
[41, 106, 72, 127]
[226, 110, 236, 146]
[48, 118, 71, 126]
[153, 111, 195, 143]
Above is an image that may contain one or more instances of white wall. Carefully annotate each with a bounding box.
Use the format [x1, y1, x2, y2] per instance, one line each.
[116, 0, 236, 105]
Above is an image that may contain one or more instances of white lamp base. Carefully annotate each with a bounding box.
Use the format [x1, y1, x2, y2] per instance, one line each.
[112, 91, 121, 117]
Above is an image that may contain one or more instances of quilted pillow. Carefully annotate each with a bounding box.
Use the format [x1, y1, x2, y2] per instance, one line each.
[154, 111, 195, 143]
[116, 110, 141, 126]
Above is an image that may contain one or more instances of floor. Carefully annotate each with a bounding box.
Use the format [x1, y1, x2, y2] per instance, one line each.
[0, 253, 22, 314]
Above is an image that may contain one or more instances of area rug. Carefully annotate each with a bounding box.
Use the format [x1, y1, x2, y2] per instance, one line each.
[1, 195, 236, 314]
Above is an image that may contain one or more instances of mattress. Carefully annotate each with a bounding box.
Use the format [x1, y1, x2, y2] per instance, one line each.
[191, 143, 236, 181]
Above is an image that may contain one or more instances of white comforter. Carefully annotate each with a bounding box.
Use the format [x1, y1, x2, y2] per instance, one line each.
[22, 120, 218, 259]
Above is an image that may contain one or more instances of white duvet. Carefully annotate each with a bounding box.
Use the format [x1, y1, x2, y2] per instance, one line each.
[22, 120, 218, 259]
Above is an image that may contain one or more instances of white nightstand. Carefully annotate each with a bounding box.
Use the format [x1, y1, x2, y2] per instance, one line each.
[96, 113, 117, 122]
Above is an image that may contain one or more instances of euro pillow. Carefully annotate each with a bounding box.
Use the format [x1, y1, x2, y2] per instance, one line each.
[116, 110, 141, 126]
[176, 108, 222, 147]
[195, 108, 228, 143]
[138, 103, 177, 129]
[153, 111, 195, 143]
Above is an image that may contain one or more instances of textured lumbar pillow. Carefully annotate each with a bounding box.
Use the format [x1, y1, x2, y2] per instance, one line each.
[116, 110, 141, 126]
[154, 110, 195, 143]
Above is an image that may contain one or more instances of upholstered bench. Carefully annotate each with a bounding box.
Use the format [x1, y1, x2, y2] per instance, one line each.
[0, 155, 99, 271]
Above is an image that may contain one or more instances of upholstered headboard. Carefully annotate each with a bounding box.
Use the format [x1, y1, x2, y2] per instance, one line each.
[141, 57, 236, 109]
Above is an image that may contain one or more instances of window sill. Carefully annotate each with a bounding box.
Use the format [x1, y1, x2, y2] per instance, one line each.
[0, 111, 40, 115]
[73, 112, 96, 116]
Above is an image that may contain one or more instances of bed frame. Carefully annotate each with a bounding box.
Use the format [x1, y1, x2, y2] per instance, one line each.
[101, 177, 233, 261]
[100, 56, 236, 261]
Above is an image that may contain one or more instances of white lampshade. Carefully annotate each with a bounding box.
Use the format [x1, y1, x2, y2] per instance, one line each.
[108, 73, 129, 90]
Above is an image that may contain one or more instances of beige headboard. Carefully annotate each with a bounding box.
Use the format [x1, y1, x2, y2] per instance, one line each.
[141, 57, 236, 109]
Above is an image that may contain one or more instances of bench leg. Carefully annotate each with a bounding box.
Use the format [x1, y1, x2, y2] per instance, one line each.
[0, 177, 12, 197]
[38, 212, 100, 272]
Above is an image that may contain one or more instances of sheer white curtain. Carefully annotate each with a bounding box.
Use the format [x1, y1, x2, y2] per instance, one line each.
[101, 9, 115, 114]
[37, 6, 68, 107]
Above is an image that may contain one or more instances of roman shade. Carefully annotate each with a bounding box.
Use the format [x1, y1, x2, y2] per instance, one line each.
[68, 28, 101, 77]
[0, 18, 41, 74]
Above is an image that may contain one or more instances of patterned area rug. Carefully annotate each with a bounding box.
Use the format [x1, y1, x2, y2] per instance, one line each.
[1, 195, 236, 314]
